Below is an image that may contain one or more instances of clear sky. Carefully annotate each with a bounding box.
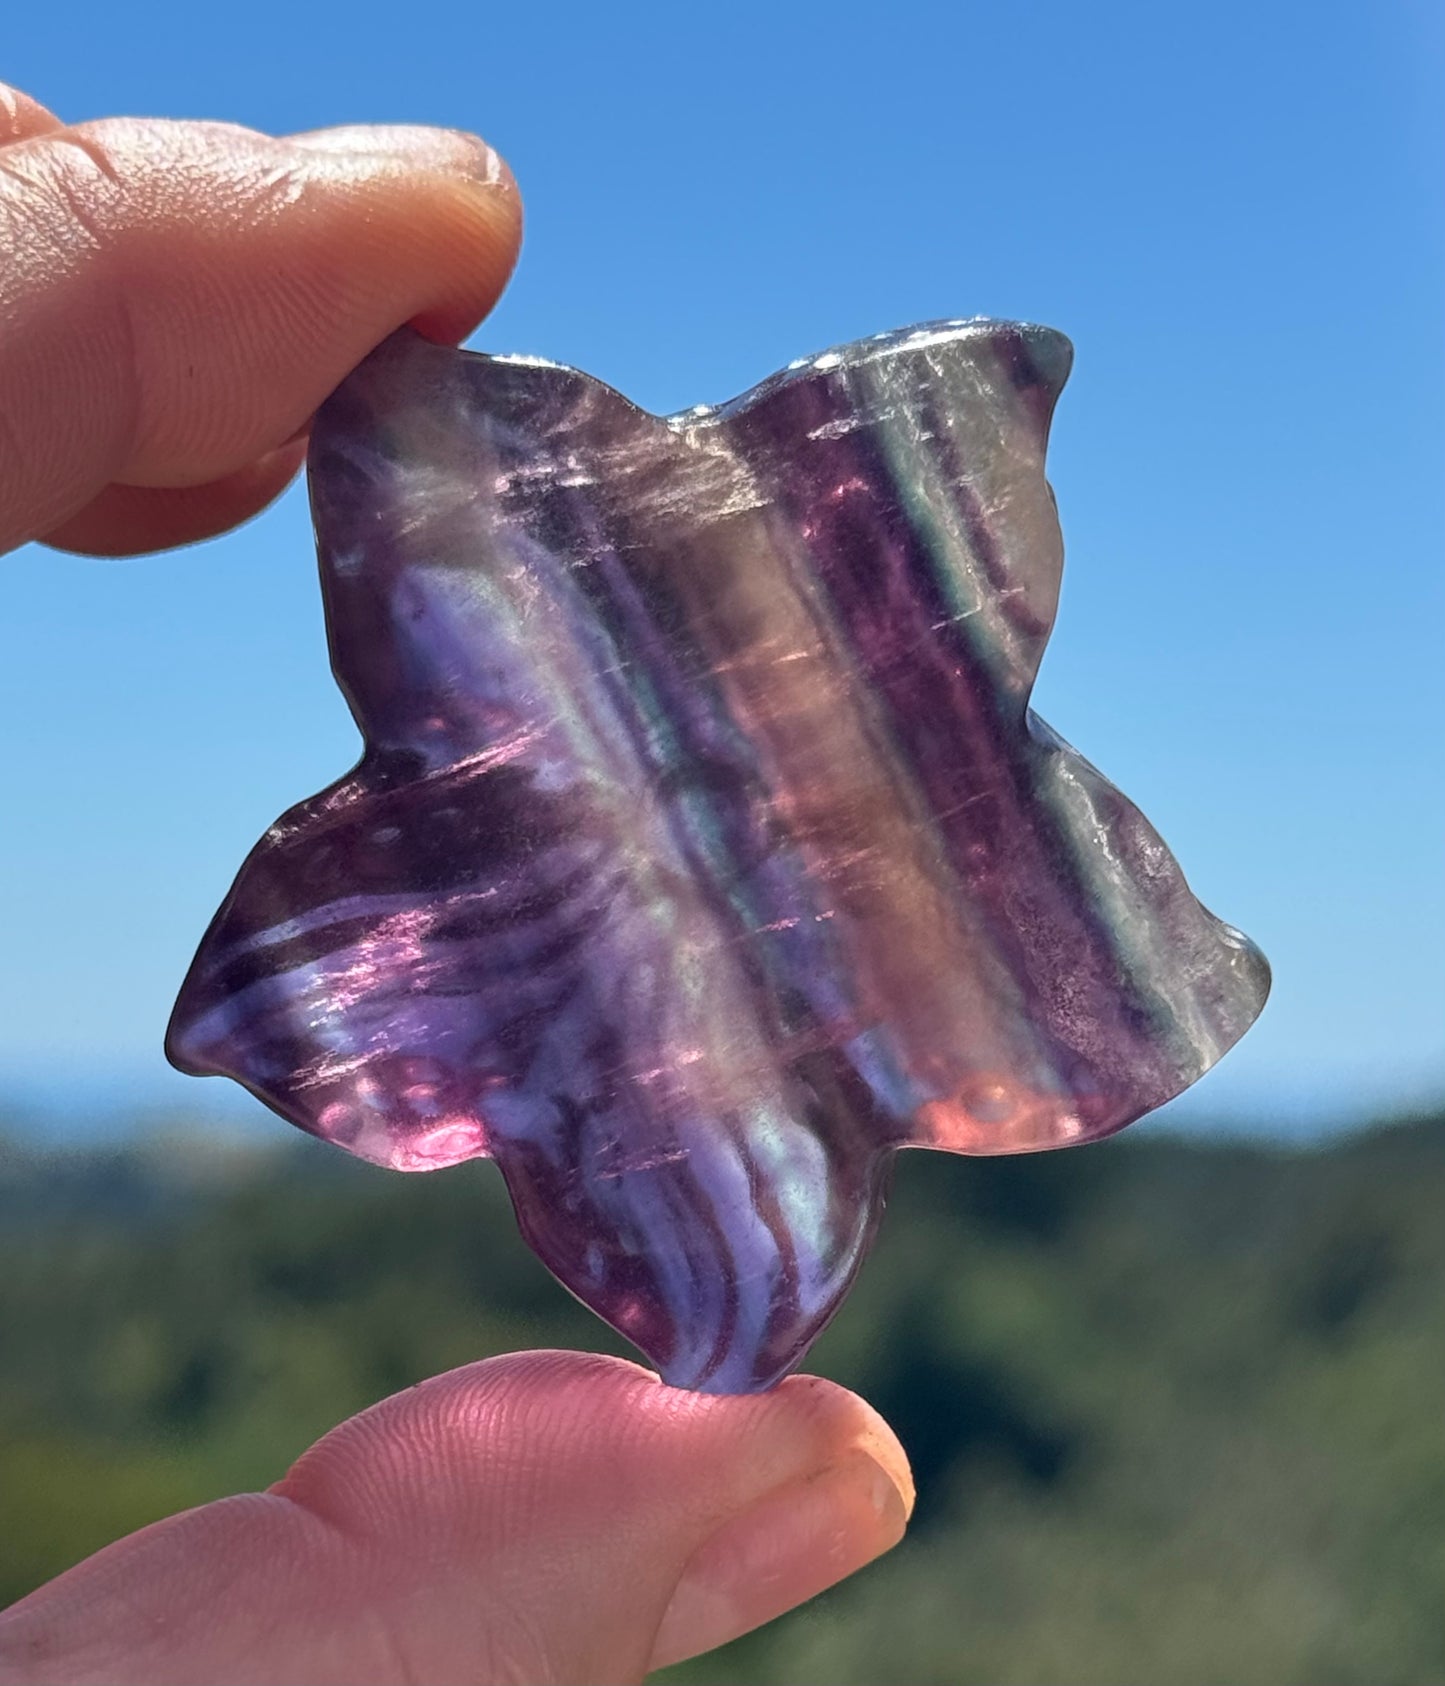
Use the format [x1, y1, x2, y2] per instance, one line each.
[2, 0, 1441, 1142]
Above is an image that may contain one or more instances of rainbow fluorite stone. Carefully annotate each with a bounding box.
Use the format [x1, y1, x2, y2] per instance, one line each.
[169, 323, 1269, 1391]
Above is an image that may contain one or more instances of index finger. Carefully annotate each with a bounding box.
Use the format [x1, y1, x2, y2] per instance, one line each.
[0, 91, 521, 556]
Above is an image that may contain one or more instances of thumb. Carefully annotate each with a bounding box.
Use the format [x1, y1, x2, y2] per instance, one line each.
[0, 1352, 913, 1686]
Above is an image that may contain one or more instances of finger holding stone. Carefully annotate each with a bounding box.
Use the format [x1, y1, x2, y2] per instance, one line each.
[0, 82, 61, 147]
[0, 115, 521, 555]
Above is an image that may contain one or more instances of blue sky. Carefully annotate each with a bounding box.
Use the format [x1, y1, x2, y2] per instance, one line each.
[3, 0, 1441, 1142]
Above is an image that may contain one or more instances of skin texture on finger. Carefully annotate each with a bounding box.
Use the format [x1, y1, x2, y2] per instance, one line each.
[0, 107, 521, 556]
[0, 1352, 912, 1686]
[0, 83, 61, 146]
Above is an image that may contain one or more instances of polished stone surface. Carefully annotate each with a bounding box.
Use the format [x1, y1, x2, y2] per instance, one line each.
[168, 322, 1269, 1392]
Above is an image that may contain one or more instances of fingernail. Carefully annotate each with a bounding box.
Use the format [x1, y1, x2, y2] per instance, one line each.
[288, 124, 511, 190]
[649, 1448, 913, 1671]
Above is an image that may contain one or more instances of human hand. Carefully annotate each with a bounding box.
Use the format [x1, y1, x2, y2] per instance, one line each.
[0, 86, 913, 1684]
[0, 1352, 911, 1684]
[0, 81, 521, 556]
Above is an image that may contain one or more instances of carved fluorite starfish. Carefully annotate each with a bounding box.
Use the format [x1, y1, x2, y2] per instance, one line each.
[168, 321, 1269, 1392]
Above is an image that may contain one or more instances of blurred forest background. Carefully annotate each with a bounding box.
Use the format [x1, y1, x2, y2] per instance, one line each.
[3, 1102, 1442, 1685]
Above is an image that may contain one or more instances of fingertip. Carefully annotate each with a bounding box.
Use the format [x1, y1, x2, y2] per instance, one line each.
[272, 1352, 914, 1681]
[760, 1373, 915, 1523]
[0, 82, 61, 145]
[280, 122, 523, 349]
[280, 1353, 916, 1667]
[648, 1443, 911, 1671]
[639, 1374, 913, 1670]
[402, 170, 523, 346]
[277, 1352, 910, 1541]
